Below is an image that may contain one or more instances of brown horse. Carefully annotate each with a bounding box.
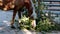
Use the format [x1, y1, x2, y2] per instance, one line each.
[0, 0, 36, 28]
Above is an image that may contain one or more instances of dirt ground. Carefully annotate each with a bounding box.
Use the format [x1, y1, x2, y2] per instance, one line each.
[0, 10, 60, 34]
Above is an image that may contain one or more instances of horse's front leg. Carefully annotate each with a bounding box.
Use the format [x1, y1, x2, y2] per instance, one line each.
[17, 10, 22, 28]
[18, 11, 21, 23]
[10, 10, 17, 28]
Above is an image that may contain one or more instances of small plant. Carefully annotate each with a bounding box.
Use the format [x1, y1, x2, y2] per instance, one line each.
[19, 16, 32, 30]
[36, 18, 55, 32]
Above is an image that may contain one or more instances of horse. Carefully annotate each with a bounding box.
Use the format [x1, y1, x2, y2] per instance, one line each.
[0, 0, 37, 28]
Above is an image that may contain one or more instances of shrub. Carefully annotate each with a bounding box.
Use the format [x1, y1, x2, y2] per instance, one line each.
[19, 16, 32, 30]
[36, 18, 55, 32]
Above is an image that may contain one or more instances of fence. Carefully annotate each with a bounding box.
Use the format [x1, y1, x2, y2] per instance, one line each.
[41, 0, 60, 24]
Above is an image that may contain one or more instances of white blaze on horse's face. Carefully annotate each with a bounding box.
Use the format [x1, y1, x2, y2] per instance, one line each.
[30, 0, 37, 19]
[30, 0, 37, 28]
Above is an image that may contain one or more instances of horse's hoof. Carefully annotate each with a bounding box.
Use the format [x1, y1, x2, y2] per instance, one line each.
[11, 26, 16, 29]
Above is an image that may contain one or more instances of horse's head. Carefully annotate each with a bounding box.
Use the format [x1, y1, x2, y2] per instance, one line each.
[30, 0, 37, 19]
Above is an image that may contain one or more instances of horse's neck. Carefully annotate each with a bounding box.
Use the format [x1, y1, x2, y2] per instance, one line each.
[30, 0, 35, 13]
[30, 0, 37, 19]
